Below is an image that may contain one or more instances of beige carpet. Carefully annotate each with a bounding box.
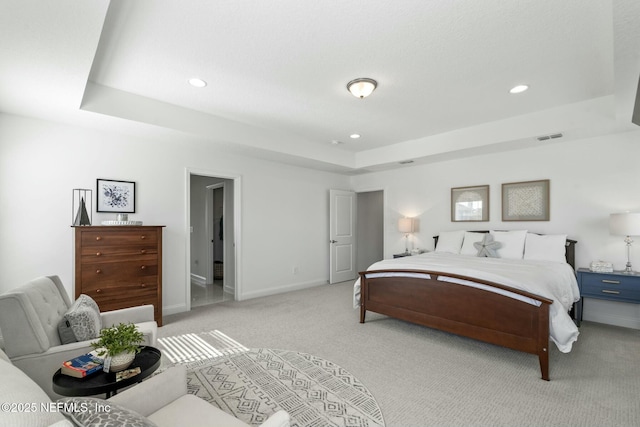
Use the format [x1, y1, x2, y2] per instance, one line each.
[159, 281, 640, 427]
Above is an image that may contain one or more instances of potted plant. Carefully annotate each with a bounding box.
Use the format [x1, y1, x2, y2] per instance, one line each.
[91, 323, 144, 372]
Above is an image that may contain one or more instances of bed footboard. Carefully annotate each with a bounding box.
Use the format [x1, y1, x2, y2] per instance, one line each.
[359, 270, 553, 380]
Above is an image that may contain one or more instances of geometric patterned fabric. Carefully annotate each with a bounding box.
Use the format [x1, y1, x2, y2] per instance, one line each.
[186, 348, 385, 427]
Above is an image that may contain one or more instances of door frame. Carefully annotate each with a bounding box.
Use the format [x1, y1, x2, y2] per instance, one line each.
[205, 182, 225, 285]
[185, 168, 242, 311]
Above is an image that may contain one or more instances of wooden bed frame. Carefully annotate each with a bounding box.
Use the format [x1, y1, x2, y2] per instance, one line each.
[358, 233, 577, 381]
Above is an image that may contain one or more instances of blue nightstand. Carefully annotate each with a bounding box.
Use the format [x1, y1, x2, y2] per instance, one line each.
[575, 268, 640, 326]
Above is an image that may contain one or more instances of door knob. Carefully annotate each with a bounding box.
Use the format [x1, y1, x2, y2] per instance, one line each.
[330, 240, 338, 243]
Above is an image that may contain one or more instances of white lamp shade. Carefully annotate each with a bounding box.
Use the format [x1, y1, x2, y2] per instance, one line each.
[609, 213, 640, 236]
[398, 217, 414, 233]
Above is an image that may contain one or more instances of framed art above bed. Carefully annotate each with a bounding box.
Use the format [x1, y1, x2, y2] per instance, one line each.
[451, 185, 489, 222]
[502, 179, 549, 221]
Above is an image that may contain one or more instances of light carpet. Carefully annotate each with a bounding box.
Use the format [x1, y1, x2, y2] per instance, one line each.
[187, 348, 385, 427]
[157, 330, 248, 367]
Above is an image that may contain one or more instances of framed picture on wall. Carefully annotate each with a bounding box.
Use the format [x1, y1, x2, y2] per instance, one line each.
[502, 179, 549, 221]
[96, 179, 136, 213]
[451, 185, 489, 222]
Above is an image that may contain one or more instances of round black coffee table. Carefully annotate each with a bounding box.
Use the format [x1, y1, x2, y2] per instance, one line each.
[52, 346, 161, 398]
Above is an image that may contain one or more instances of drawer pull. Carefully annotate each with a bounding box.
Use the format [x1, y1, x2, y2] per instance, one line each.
[95, 269, 102, 274]
[601, 280, 620, 284]
[96, 289, 101, 293]
[95, 236, 102, 241]
[140, 249, 146, 254]
[140, 265, 146, 270]
[140, 283, 146, 288]
[140, 235, 146, 240]
[96, 252, 102, 256]
[602, 290, 620, 295]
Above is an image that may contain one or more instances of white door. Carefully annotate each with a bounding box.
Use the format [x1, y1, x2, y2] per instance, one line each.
[329, 189, 356, 284]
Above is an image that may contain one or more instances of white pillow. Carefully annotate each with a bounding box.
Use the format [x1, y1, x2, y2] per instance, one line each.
[524, 233, 567, 263]
[435, 230, 465, 254]
[490, 230, 527, 259]
[460, 232, 486, 255]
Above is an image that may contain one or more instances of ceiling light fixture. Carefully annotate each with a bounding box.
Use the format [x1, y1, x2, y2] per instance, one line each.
[188, 78, 207, 88]
[349, 133, 361, 139]
[347, 78, 377, 98]
[509, 84, 529, 94]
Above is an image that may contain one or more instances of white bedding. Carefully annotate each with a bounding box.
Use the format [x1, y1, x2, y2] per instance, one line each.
[353, 252, 580, 353]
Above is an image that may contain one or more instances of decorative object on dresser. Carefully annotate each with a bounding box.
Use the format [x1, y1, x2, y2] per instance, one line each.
[609, 212, 640, 273]
[589, 260, 614, 273]
[502, 179, 550, 221]
[74, 225, 164, 326]
[97, 178, 136, 213]
[451, 185, 489, 222]
[72, 188, 92, 226]
[575, 268, 640, 326]
[398, 217, 415, 255]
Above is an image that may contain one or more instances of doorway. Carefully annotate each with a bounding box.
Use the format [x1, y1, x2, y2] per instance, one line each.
[189, 173, 236, 308]
[356, 190, 384, 272]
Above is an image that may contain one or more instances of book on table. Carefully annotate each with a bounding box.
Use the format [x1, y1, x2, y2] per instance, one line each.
[61, 352, 104, 378]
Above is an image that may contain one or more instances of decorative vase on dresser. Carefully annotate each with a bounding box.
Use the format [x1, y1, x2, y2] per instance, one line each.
[73, 225, 164, 326]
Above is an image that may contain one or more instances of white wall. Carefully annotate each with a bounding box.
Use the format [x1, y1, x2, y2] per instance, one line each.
[352, 129, 640, 329]
[0, 114, 350, 316]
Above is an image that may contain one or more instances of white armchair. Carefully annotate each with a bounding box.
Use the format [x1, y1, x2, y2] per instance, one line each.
[0, 275, 157, 399]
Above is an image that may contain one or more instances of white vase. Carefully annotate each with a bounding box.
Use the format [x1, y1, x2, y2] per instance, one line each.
[108, 352, 135, 372]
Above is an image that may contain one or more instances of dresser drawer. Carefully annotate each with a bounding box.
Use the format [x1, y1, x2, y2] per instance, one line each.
[81, 249, 158, 264]
[81, 260, 158, 285]
[579, 272, 640, 302]
[89, 285, 158, 312]
[81, 230, 158, 247]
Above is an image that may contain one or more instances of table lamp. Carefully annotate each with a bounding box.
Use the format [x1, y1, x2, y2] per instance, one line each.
[609, 212, 640, 273]
[398, 217, 414, 255]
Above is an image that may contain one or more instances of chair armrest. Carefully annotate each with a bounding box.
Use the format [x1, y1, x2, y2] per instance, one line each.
[108, 366, 187, 417]
[259, 410, 290, 427]
[10, 341, 96, 399]
[100, 305, 155, 327]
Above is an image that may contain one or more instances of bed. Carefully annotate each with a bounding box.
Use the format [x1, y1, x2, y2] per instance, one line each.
[353, 230, 580, 381]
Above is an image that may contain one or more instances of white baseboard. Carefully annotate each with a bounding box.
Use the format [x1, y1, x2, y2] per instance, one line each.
[163, 303, 188, 317]
[190, 273, 206, 288]
[582, 298, 640, 329]
[238, 278, 327, 301]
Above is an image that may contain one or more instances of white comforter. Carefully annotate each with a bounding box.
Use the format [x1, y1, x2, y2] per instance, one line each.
[353, 252, 581, 353]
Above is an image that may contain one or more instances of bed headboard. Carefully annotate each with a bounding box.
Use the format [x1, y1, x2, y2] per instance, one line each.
[433, 231, 577, 270]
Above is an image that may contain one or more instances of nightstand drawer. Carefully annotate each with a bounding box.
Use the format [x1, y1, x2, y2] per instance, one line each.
[579, 271, 640, 302]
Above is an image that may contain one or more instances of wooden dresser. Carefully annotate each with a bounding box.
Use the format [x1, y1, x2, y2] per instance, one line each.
[74, 226, 164, 326]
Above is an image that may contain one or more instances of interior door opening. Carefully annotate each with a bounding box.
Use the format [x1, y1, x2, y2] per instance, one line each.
[189, 174, 235, 308]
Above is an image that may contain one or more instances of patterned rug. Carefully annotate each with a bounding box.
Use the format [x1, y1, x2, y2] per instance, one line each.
[186, 348, 385, 427]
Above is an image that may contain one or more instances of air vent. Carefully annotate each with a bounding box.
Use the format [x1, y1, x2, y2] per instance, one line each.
[399, 160, 414, 165]
[537, 133, 563, 141]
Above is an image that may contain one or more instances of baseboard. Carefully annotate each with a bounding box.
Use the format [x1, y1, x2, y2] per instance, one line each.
[238, 278, 327, 301]
[190, 273, 206, 288]
[582, 299, 640, 329]
[163, 303, 188, 317]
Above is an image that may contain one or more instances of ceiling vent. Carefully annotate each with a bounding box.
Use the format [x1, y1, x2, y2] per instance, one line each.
[399, 160, 414, 165]
[537, 133, 563, 141]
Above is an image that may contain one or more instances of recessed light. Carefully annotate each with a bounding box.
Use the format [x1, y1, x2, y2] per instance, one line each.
[350, 134, 361, 139]
[509, 84, 529, 94]
[188, 78, 207, 88]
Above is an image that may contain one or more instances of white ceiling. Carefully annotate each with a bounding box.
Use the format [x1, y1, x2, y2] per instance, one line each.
[1, 0, 639, 174]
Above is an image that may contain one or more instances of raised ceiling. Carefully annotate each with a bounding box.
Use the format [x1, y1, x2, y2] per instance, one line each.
[1, 0, 639, 174]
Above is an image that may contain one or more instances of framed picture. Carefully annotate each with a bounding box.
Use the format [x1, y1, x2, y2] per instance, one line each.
[451, 185, 489, 222]
[96, 179, 136, 213]
[502, 179, 549, 221]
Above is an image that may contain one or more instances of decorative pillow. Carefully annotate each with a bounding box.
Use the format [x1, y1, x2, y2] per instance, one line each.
[59, 397, 157, 427]
[489, 230, 527, 259]
[524, 233, 567, 263]
[473, 234, 502, 257]
[434, 230, 465, 254]
[460, 232, 486, 255]
[58, 294, 101, 343]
